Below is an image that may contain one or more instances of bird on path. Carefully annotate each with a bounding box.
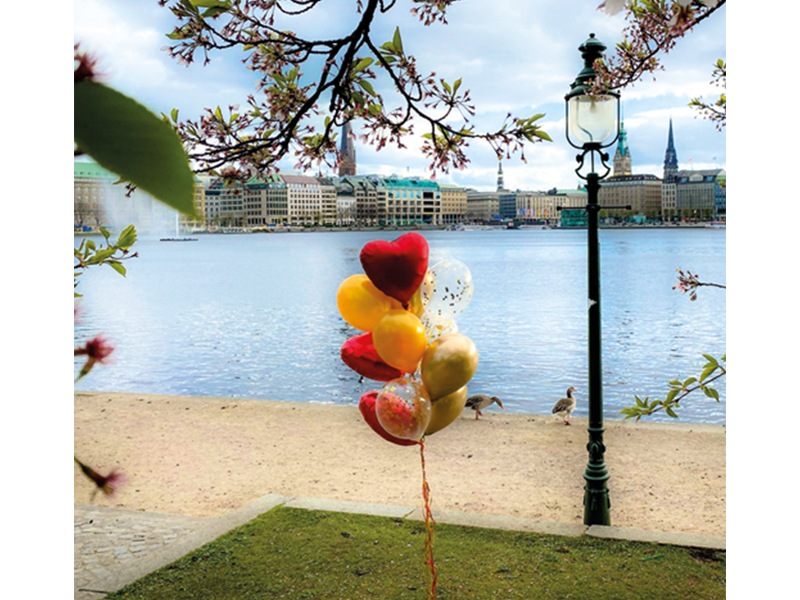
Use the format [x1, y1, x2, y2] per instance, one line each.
[466, 394, 504, 420]
[552, 387, 578, 425]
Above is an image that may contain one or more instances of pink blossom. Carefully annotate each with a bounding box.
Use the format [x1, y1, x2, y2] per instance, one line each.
[75, 335, 115, 379]
[75, 458, 126, 500]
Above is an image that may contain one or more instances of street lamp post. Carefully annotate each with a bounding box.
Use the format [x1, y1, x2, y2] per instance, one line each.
[564, 33, 620, 526]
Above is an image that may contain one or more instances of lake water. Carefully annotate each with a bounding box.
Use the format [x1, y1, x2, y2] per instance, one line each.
[74, 227, 726, 424]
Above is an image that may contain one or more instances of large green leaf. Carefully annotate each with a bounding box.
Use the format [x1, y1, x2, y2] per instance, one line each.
[74, 80, 196, 216]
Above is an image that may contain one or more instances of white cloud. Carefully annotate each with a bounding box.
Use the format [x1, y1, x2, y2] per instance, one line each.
[75, 0, 725, 188]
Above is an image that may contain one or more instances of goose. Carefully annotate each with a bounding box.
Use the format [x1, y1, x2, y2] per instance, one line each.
[466, 394, 504, 420]
[552, 387, 578, 425]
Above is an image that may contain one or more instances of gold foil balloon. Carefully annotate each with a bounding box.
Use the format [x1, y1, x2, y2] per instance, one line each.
[336, 274, 402, 331]
[407, 285, 426, 317]
[425, 385, 468, 435]
[372, 309, 428, 373]
[422, 259, 474, 318]
[376, 376, 432, 441]
[420, 333, 479, 400]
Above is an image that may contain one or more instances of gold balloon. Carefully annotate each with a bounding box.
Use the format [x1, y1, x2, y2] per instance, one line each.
[336, 274, 402, 331]
[407, 285, 426, 317]
[372, 309, 428, 374]
[420, 333, 479, 400]
[425, 385, 468, 435]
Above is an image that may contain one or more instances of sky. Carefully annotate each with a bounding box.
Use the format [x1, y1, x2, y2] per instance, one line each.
[73, 0, 727, 191]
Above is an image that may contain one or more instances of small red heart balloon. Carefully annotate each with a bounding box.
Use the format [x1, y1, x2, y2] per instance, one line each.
[341, 332, 404, 381]
[358, 391, 418, 446]
[360, 232, 429, 305]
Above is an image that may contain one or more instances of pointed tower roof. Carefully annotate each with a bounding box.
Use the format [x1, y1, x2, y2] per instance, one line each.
[663, 118, 679, 181]
[496, 161, 505, 191]
[616, 121, 629, 157]
[338, 121, 356, 176]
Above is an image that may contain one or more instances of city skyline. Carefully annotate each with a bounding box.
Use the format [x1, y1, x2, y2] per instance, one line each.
[74, 0, 726, 191]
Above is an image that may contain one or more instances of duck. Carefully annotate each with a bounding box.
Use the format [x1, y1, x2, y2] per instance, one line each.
[466, 394, 504, 420]
[552, 387, 578, 425]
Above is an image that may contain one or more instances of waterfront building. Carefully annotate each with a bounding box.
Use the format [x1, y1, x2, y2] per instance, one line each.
[514, 190, 572, 226]
[439, 183, 467, 225]
[675, 169, 726, 220]
[74, 160, 205, 233]
[594, 118, 663, 222]
[205, 178, 246, 227]
[599, 174, 663, 221]
[74, 161, 123, 230]
[243, 173, 288, 227]
[283, 173, 332, 226]
[547, 188, 589, 227]
[337, 176, 379, 226]
[376, 176, 441, 226]
[465, 190, 501, 222]
[659, 119, 726, 221]
[498, 191, 518, 220]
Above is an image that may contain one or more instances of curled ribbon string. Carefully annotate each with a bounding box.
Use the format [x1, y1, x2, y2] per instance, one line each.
[419, 438, 438, 599]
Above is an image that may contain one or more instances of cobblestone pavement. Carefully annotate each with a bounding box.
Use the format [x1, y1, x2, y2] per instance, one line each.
[74, 505, 212, 600]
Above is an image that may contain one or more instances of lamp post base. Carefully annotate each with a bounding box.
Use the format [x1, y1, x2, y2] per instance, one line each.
[583, 478, 611, 525]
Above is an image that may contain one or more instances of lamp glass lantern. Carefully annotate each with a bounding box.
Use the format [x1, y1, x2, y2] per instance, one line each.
[565, 33, 620, 152]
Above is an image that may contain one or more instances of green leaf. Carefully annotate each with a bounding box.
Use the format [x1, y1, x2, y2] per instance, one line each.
[699, 363, 717, 382]
[353, 57, 374, 72]
[358, 80, 376, 97]
[533, 130, 553, 142]
[392, 27, 403, 54]
[116, 225, 138, 249]
[190, 0, 231, 8]
[108, 262, 127, 276]
[74, 81, 196, 216]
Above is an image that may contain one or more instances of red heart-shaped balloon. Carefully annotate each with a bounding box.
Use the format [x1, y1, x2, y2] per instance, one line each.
[360, 232, 429, 305]
[341, 332, 404, 382]
[358, 391, 418, 446]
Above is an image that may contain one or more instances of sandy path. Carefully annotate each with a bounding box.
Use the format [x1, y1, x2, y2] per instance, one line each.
[74, 392, 725, 538]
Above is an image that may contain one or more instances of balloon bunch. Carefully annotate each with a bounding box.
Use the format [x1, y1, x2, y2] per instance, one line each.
[337, 232, 478, 446]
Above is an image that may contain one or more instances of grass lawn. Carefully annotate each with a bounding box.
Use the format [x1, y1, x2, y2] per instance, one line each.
[107, 507, 725, 599]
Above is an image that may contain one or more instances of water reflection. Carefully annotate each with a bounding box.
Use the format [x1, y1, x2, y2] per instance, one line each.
[75, 228, 726, 424]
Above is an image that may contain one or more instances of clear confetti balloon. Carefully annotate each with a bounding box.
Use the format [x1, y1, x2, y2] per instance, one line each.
[376, 376, 432, 441]
[421, 312, 459, 342]
[422, 259, 474, 318]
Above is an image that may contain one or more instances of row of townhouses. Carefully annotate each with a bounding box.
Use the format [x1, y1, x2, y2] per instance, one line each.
[74, 119, 725, 231]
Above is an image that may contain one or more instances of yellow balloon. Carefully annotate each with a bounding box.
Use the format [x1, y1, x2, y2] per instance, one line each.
[420, 333, 479, 400]
[372, 309, 428, 373]
[336, 274, 402, 331]
[425, 385, 468, 435]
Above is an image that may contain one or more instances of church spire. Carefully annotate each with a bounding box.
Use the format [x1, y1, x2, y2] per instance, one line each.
[663, 118, 679, 182]
[338, 121, 356, 176]
[613, 120, 632, 176]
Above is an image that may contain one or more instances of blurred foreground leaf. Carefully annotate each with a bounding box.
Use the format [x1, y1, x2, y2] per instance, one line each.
[74, 80, 195, 216]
